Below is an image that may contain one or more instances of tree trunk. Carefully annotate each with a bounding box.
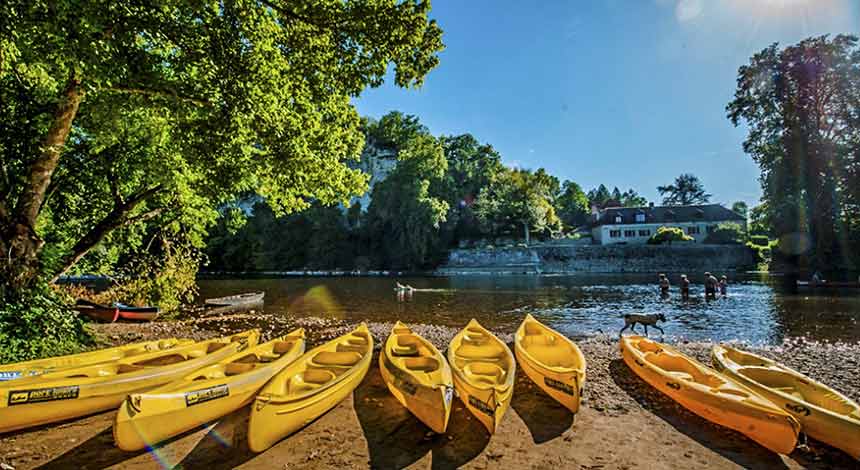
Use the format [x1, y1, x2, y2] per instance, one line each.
[0, 74, 82, 291]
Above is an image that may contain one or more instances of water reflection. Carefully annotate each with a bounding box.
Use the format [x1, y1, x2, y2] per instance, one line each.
[196, 275, 860, 345]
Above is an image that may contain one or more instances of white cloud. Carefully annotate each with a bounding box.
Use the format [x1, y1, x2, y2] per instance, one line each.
[676, 0, 704, 23]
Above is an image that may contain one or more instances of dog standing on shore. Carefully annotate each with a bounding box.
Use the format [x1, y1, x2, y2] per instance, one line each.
[619, 313, 667, 337]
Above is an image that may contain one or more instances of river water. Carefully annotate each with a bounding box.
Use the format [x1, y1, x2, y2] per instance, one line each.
[196, 274, 860, 345]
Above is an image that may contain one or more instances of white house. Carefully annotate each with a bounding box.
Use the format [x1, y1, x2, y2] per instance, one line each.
[591, 204, 746, 245]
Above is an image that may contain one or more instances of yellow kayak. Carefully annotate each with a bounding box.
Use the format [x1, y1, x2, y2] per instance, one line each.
[515, 314, 586, 414]
[713, 344, 860, 459]
[0, 330, 259, 434]
[114, 329, 306, 451]
[620, 335, 800, 454]
[447, 319, 515, 434]
[0, 338, 194, 382]
[247, 323, 373, 452]
[379, 321, 454, 433]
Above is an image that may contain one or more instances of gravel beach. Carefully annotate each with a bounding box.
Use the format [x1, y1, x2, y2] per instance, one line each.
[1, 315, 858, 469]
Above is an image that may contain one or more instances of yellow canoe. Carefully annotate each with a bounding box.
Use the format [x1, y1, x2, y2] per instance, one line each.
[0, 330, 259, 434]
[247, 323, 373, 452]
[379, 321, 454, 433]
[114, 329, 306, 451]
[0, 338, 194, 382]
[515, 314, 586, 414]
[620, 335, 800, 454]
[447, 319, 515, 434]
[713, 344, 860, 459]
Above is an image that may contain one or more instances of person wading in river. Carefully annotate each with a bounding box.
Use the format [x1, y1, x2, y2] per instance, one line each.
[659, 273, 670, 298]
[680, 274, 690, 300]
[704, 272, 718, 299]
[719, 275, 728, 297]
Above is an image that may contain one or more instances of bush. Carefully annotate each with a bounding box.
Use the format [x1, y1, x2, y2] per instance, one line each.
[647, 226, 693, 245]
[703, 222, 745, 245]
[749, 235, 769, 247]
[0, 284, 92, 363]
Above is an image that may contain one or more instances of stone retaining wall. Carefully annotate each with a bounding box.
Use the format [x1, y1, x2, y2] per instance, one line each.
[437, 244, 754, 274]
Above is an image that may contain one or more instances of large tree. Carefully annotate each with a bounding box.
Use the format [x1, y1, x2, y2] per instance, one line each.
[0, 1, 444, 294]
[657, 174, 711, 206]
[727, 35, 860, 268]
[474, 168, 562, 244]
[556, 180, 589, 228]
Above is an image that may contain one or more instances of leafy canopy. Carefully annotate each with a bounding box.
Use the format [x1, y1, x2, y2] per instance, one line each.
[657, 174, 711, 206]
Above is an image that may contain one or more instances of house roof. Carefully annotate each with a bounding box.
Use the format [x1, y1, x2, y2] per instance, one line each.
[593, 204, 744, 226]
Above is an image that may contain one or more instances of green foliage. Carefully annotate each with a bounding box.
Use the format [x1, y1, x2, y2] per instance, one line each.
[728, 34, 860, 269]
[587, 185, 647, 207]
[657, 174, 711, 206]
[0, 284, 91, 363]
[647, 226, 694, 245]
[703, 222, 746, 245]
[557, 181, 590, 228]
[474, 168, 562, 240]
[732, 201, 749, 220]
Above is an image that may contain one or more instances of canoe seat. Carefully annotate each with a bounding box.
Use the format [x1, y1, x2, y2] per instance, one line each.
[288, 369, 336, 394]
[392, 344, 419, 356]
[257, 352, 281, 363]
[456, 344, 504, 361]
[311, 351, 362, 367]
[464, 362, 506, 386]
[462, 328, 488, 346]
[404, 357, 439, 373]
[668, 371, 695, 382]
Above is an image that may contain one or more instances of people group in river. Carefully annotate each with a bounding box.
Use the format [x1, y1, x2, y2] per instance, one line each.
[659, 272, 729, 300]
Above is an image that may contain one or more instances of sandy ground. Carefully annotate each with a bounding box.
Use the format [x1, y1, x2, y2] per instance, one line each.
[1, 317, 858, 470]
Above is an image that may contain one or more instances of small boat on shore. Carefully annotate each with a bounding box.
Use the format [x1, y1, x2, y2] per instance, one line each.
[620, 335, 800, 454]
[0, 330, 259, 434]
[0, 338, 193, 382]
[448, 319, 515, 434]
[247, 324, 372, 452]
[712, 345, 860, 459]
[74, 299, 160, 322]
[515, 314, 586, 414]
[114, 329, 305, 451]
[379, 322, 454, 433]
[204, 291, 265, 307]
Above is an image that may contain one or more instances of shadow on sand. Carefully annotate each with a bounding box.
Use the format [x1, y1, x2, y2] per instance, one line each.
[609, 358, 791, 470]
[36, 425, 146, 470]
[172, 407, 257, 470]
[509, 368, 574, 444]
[354, 355, 490, 470]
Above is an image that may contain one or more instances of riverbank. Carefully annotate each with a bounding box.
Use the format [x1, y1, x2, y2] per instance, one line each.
[1, 317, 858, 469]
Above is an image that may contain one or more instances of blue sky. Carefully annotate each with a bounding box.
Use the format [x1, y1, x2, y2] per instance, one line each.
[353, 0, 858, 207]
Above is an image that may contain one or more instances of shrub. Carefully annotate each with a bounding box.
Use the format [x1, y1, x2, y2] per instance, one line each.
[703, 222, 746, 244]
[647, 226, 693, 245]
[0, 284, 92, 363]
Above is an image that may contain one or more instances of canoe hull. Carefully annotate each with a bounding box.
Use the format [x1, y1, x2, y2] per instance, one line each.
[0, 332, 257, 434]
[515, 315, 586, 414]
[447, 319, 515, 435]
[620, 336, 799, 455]
[114, 331, 305, 451]
[379, 353, 452, 433]
[712, 346, 860, 459]
[247, 324, 373, 453]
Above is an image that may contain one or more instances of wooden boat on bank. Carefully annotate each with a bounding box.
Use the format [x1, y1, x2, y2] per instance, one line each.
[515, 314, 586, 414]
[247, 324, 372, 453]
[379, 322, 454, 433]
[114, 329, 305, 451]
[0, 330, 259, 434]
[712, 345, 860, 459]
[204, 291, 265, 307]
[0, 338, 194, 382]
[620, 335, 800, 454]
[74, 299, 160, 322]
[447, 319, 515, 434]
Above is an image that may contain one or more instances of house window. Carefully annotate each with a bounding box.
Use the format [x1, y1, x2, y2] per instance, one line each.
[610, 230, 621, 238]
[687, 226, 699, 235]
[638, 229, 651, 236]
[624, 230, 636, 237]
[635, 213, 645, 223]
[614, 215, 622, 224]
[706, 225, 716, 234]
